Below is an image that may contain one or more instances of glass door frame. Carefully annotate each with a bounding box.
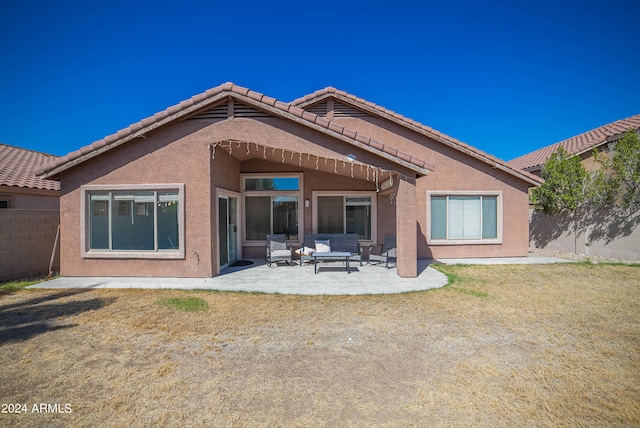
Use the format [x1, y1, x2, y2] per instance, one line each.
[217, 190, 241, 272]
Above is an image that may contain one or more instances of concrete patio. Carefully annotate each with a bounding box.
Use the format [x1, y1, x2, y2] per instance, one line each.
[29, 254, 572, 295]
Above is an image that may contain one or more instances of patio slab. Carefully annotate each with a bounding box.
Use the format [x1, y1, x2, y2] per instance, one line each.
[28, 255, 573, 295]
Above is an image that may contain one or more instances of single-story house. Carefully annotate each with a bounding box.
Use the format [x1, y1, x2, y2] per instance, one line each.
[509, 113, 640, 175]
[0, 143, 60, 209]
[36, 83, 541, 278]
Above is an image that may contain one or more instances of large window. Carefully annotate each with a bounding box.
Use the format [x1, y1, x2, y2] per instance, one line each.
[313, 192, 375, 241]
[429, 192, 501, 244]
[82, 184, 184, 258]
[243, 174, 301, 241]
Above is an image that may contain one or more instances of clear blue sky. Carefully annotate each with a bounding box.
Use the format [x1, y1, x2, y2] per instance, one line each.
[1, 0, 638, 161]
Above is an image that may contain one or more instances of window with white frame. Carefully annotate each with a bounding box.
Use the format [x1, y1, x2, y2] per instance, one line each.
[243, 174, 301, 241]
[313, 192, 375, 241]
[429, 192, 501, 243]
[82, 184, 184, 257]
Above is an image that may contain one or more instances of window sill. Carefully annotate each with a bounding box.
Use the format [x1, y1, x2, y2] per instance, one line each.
[82, 250, 185, 259]
[428, 239, 502, 246]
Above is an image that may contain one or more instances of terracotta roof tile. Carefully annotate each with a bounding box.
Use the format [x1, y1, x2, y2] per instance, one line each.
[292, 86, 542, 185]
[205, 86, 224, 97]
[315, 116, 331, 128]
[80, 145, 94, 155]
[288, 105, 305, 118]
[192, 93, 208, 103]
[355, 133, 371, 145]
[93, 140, 108, 150]
[67, 150, 82, 161]
[262, 95, 277, 106]
[328, 122, 344, 134]
[167, 104, 183, 115]
[35, 82, 507, 180]
[397, 150, 412, 163]
[342, 128, 357, 140]
[247, 90, 263, 102]
[0, 144, 60, 191]
[369, 139, 385, 151]
[274, 100, 289, 111]
[509, 113, 640, 171]
[231, 84, 250, 96]
[154, 111, 169, 121]
[383, 145, 398, 156]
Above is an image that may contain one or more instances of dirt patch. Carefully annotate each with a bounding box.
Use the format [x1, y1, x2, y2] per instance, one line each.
[1, 264, 639, 427]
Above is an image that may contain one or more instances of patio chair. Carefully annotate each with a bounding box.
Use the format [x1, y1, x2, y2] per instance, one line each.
[367, 235, 397, 268]
[266, 234, 294, 267]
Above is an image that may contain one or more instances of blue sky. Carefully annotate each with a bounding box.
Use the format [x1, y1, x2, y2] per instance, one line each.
[1, 0, 638, 161]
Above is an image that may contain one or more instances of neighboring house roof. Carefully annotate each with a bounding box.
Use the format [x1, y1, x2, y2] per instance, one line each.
[292, 87, 542, 186]
[0, 143, 60, 191]
[35, 82, 540, 186]
[509, 113, 640, 172]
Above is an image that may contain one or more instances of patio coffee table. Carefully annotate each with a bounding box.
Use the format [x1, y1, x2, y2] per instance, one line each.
[312, 252, 352, 274]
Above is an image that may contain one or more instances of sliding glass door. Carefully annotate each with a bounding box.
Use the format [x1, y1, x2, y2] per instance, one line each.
[218, 195, 238, 269]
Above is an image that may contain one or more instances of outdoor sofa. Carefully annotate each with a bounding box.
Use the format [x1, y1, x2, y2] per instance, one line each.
[298, 233, 363, 267]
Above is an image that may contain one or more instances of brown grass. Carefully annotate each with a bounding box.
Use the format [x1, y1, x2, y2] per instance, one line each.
[0, 263, 639, 427]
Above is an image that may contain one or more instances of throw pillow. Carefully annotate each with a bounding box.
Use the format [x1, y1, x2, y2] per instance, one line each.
[315, 240, 331, 253]
[270, 241, 286, 251]
[295, 246, 316, 256]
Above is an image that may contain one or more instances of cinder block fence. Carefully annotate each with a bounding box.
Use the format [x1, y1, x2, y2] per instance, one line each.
[0, 210, 60, 282]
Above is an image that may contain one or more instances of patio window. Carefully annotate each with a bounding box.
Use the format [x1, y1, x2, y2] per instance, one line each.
[243, 174, 301, 241]
[428, 192, 501, 244]
[314, 192, 375, 241]
[82, 184, 184, 258]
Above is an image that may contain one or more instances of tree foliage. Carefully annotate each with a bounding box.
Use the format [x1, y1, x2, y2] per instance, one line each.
[530, 147, 589, 213]
[593, 129, 640, 211]
[531, 129, 640, 214]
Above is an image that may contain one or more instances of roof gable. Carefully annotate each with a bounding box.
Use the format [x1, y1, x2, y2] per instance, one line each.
[36, 83, 434, 179]
[509, 113, 640, 172]
[293, 88, 542, 186]
[0, 144, 60, 191]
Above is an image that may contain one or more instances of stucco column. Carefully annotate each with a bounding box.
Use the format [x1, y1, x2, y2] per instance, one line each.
[395, 175, 417, 278]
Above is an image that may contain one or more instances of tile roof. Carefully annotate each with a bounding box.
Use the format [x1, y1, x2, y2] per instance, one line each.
[292, 87, 542, 186]
[36, 83, 434, 179]
[509, 114, 640, 172]
[0, 144, 60, 191]
[35, 82, 540, 186]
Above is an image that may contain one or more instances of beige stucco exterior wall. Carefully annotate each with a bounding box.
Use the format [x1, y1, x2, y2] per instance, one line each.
[333, 116, 532, 258]
[59, 120, 214, 277]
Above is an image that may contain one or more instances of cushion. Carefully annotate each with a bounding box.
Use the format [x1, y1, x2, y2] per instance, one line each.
[270, 249, 291, 258]
[270, 241, 286, 251]
[295, 246, 316, 256]
[315, 239, 331, 253]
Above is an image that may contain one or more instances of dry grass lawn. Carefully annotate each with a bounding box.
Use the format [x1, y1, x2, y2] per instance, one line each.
[0, 263, 639, 427]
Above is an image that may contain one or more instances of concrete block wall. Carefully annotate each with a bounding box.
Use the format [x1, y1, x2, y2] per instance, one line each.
[529, 208, 640, 262]
[0, 210, 60, 282]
